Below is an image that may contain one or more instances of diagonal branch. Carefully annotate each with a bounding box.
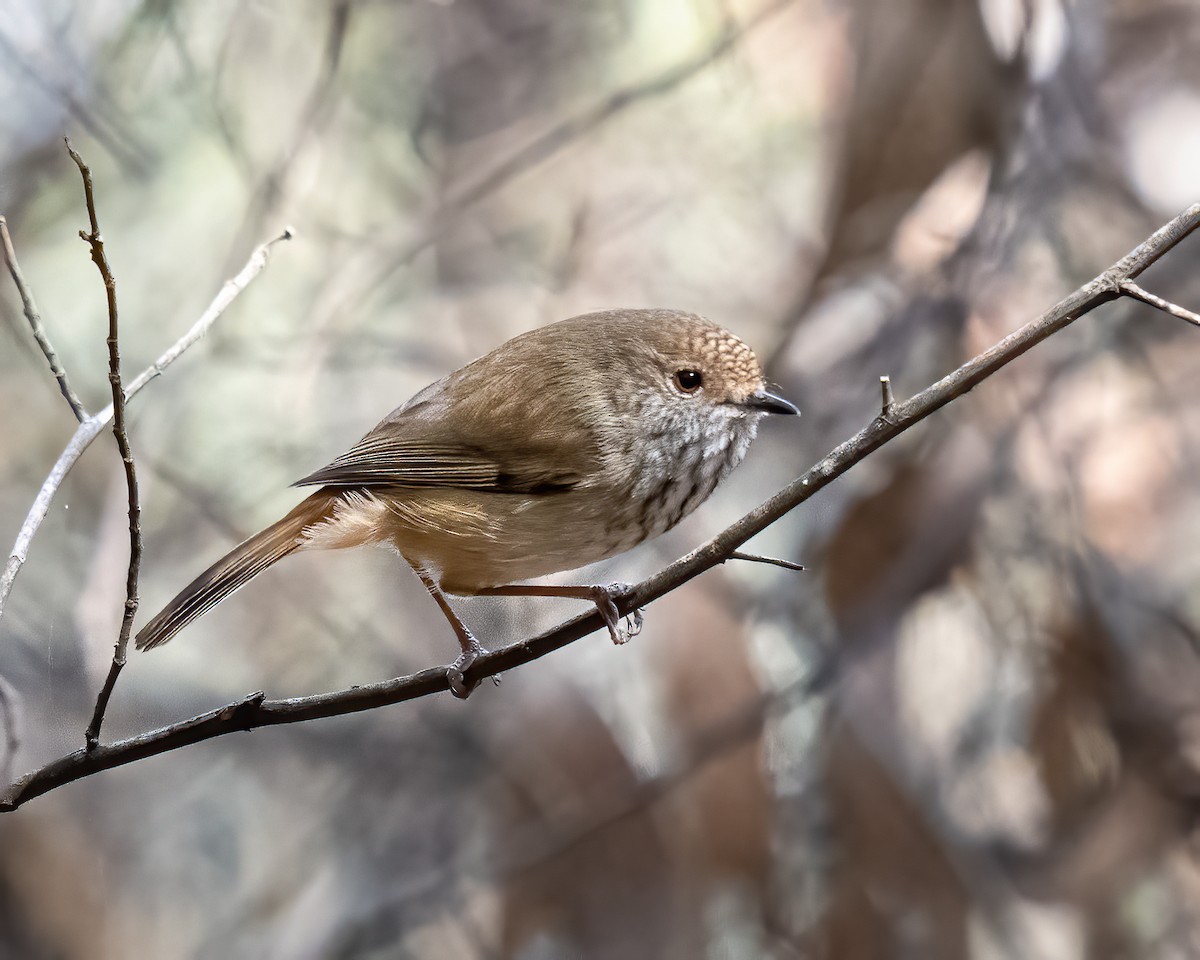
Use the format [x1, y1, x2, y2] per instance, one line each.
[0, 215, 89, 421]
[0, 227, 293, 627]
[65, 141, 142, 750]
[3, 203, 1197, 812]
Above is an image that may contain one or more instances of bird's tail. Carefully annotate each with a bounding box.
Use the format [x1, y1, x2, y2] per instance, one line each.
[135, 492, 333, 651]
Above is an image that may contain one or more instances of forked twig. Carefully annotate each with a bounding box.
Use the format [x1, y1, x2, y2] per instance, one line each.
[0, 228, 293, 625]
[65, 140, 141, 749]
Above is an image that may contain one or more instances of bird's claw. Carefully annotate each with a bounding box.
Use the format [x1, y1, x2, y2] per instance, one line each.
[594, 582, 643, 646]
[625, 606, 644, 638]
[446, 663, 470, 700]
[445, 639, 498, 699]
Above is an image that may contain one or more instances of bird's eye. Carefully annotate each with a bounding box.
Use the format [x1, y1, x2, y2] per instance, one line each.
[672, 369, 703, 394]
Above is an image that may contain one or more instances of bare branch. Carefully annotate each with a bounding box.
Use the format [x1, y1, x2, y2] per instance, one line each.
[0, 227, 293, 626]
[3, 204, 1197, 812]
[0, 215, 89, 421]
[1119, 279, 1200, 328]
[65, 140, 142, 749]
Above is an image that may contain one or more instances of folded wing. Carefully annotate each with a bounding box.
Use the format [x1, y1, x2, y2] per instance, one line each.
[292, 423, 591, 495]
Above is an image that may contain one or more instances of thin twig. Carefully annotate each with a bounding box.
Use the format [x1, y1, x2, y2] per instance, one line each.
[3, 204, 1197, 812]
[0, 227, 294, 627]
[880, 375, 895, 418]
[1119, 279, 1200, 327]
[0, 215, 89, 421]
[728, 551, 806, 572]
[66, 141, 142, 750]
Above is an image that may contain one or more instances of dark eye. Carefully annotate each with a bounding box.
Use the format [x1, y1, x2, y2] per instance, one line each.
[673, 369, 703, 393]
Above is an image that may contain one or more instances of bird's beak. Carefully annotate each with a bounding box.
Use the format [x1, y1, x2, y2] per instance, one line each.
[743, 389, 799, 416]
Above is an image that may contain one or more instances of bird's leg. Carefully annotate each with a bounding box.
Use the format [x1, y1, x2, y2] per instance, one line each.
[470, 583, 644, 645]
[415, 569, 494, 699]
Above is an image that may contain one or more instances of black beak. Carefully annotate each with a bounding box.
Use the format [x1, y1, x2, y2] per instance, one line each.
[743, 389, 799, 416]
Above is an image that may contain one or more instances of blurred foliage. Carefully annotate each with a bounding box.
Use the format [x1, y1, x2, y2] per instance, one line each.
[2, 0, 1200, 957]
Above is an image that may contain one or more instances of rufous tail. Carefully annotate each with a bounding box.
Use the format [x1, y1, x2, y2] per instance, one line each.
[135, 492, 333, 651]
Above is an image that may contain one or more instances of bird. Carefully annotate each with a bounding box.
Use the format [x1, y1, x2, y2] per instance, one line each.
[135, 308, 798, 696]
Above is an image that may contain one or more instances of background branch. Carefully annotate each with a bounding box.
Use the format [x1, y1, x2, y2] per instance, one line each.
[3, 204, 1196, 813]
[441, 0, 792, 215]
[319, 0, 794, 325]
[0, 215, 88, 421]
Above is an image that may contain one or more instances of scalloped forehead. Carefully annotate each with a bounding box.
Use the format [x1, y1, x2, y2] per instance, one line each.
[691, 325, 760, 381]
[560, 308, 758, 362]
[529, 308, 764, 388]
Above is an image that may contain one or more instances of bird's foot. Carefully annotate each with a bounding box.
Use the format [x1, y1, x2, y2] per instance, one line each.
[592, 582, 644, 646]
[445, 638, 500, 699]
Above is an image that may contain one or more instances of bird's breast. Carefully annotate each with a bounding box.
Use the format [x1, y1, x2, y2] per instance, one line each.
[613, 410, 757, 541]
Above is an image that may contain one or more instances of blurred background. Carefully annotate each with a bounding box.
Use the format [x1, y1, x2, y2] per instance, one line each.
[2, 0, 1200, 956]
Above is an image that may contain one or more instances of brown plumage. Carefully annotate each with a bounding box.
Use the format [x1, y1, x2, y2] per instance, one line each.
[135, 308, 797, 696]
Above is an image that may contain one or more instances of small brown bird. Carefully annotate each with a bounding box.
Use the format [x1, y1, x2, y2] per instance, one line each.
[136, 308, 797, 695]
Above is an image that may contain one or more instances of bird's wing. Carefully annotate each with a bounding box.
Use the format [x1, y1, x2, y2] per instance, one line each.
[292, 422, 591, 494]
